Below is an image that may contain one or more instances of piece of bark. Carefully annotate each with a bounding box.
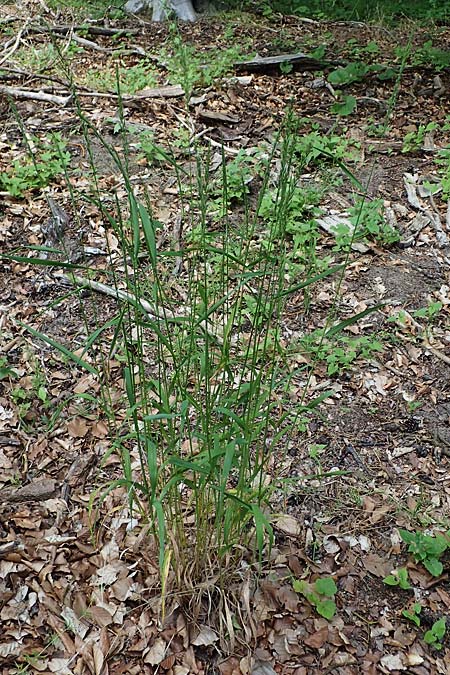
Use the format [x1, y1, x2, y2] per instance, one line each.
[0, 479, 57, 503]
[236, 52, 342, 73]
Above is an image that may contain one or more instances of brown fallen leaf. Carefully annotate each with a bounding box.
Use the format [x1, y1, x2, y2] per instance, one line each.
[271, 514, 301, 536]
[304, 625, 329, 649]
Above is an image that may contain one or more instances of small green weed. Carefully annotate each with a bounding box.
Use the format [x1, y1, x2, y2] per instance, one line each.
[295, 127, 359, 166]
[331, 94, 357, 117]
[403, 602, 422, 626]
[136, 131, 169, 165]
[328, 61, 395, 87]
[412, 301, 443, 322]
[14, 42, 82, 73]
[84, 61, 158, 94]
[164, 27, 251, 97]
[351, 198, 399, 245]
[396, 41, 450, 71]
[300, 332, 384, 375]
[383, 566, 411, 589]
[424, 617, 447, 650]
[402, 122, 439, 153]
[399, 529, 450, 577]
[0, 134, 70, 197]
[435, 146, 450, 201]
[344, 38, 380, 59]
[332, 199, 399, 249]
[293, 576, 337, 620]
[402, 603, 448, 650]
[0, 356, 18, 381]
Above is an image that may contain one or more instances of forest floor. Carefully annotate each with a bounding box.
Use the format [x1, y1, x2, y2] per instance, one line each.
[1, 3, 450, 674]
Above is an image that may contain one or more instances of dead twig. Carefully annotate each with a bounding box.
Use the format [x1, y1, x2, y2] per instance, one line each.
[0, 17, 30, 67]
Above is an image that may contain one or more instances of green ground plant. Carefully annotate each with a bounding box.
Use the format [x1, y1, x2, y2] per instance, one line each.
[424, 617, 447, 650]
[0, 18, 405, 623]
[399, 528, 450, 577]
[332, 198, 399, 248]
[403, 602, 422, 626]
[163, 25, 252, 98]
[383, 566, 411, 589]
[0, 133, 70, 197]
[299, 332, 384, 375]
[402, 605, 448, 650]
[251, 0, 450, 23]
[2, 97, 374, 613]
[402, 122, 439, 153]
[396, 41, 450, 71]
[83, 61, 159, 94]
[435, 146, 450, 201]
[328, 61, 395, 87]
[0, 356, 18, 381]
[293, 576, 338, 620]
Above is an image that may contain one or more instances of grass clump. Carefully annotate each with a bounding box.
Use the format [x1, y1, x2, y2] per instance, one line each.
[8, 110, 330, 599]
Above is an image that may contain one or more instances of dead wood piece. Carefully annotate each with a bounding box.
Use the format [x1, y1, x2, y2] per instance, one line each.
[0, 84, 71, 105]
[198, 108, 239, 124]
[0, 436, 21, 446]
[235, 52, 342, 73]
[59, 273, 180, 321]
[123, 84, 185, 100]
[26, 24, 139, 37]
[0, 478, 57, 503]
[59, 273, 226, 342]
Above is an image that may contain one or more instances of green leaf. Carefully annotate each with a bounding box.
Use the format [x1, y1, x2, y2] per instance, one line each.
[325, 304, 384, 338]
[331, 95, 356, 116]
[383, 574, 399, 586]
[397, 567, 411, 589]
[402, 605, 421, 627]
[383, 567, 410, 589]
[316, 598, 336, 620]
[431, 617, 446, 640]
[399, 529, 416, 544]
[424, 629, 437, 645]
[424, 558, 443, 577]
[19, 323, 98, 376]
[138, 201, 157, 266]
[0, 365, 18, 380]
[278, 264, 344, 297]
[292, 579, 307, 594]
[314, 577, 337, 597]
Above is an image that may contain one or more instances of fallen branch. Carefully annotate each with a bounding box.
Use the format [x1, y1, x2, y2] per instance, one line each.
[45, 30, 146, 56]
[68, 84, 184, 100]
[59, 274, 227, 343]
[0, 66, 73, 95]
[236, 51, 342, 73]
[0, 84, 71, 105]
[25, 23, 140, 37]
[59, 273, 181, 321]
